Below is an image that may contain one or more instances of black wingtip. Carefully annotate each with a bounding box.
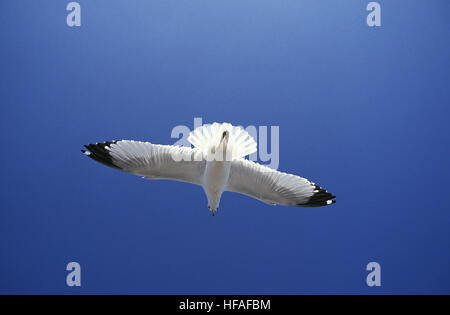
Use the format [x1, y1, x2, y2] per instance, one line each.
[298, 185, 336, 207]
[81, 141, 121, 170]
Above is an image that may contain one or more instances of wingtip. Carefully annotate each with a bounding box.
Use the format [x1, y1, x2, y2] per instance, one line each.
[81, 141, 121, 169]
[297, 185, 336, 207]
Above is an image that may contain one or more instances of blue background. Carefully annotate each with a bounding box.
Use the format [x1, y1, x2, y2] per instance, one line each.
[1, 0, 449, 294]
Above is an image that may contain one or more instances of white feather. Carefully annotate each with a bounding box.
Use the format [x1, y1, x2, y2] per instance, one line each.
[226, 158, 317, 206]
[107, 141, 205, 185]
[84, 122, 335, 213]
[187, 122, 257, 159]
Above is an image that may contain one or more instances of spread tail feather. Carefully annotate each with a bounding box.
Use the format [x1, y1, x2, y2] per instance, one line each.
[188, 122, 257, 160]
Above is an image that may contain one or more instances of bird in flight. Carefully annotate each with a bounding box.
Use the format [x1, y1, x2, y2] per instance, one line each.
[82, 122, 335, 216]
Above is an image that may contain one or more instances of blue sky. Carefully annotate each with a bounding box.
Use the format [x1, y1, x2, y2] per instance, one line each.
[1, 1, 449, 294]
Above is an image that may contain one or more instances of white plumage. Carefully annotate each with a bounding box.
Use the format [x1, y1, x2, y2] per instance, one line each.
[188, 122, 257, 160]
[82, 122, 335, 215]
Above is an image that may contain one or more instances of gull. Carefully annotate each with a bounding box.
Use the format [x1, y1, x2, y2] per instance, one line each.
[82, 122, 335, 215]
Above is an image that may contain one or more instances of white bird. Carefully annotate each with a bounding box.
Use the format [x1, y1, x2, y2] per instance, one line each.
[82, 122, 335, 216]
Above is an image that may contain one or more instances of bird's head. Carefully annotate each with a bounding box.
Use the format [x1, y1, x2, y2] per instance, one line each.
[207, 204, 218, 216]
[206, 190, 222, 215]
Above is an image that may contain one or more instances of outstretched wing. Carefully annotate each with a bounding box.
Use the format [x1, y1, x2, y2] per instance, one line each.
[82, 140, 205, 185]
[226, 158, 335, 207]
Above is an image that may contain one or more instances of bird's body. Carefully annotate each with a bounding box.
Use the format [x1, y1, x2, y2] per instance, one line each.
[82, 122, 335, 215]
[203, 160, 231, 215]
